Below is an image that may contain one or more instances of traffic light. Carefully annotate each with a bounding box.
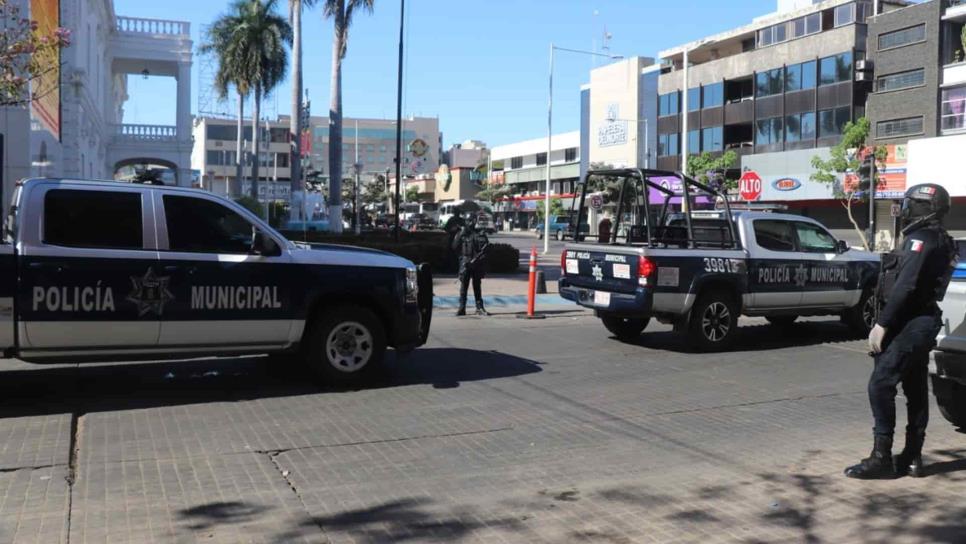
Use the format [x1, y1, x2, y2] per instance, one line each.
[857, 152, 876, 192]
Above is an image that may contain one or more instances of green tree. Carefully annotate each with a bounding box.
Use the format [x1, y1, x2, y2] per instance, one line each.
[203, 0, 292, 201]
[288, 0, 316, 219]
[322, 0, 376, 232]
[405, 185, 420, 203]
[475, 182, 511, 205]
[586, 162, 623, 204]
[686, 150, 738, 190]
[536, 197, 564, 222]
[234, 195, 265, 219]
[810, 117, 886, 251]
[0, 0, 71, 106]
[362, 175, 387, 208]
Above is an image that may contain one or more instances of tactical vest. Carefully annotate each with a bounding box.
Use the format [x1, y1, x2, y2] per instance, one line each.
[877, 226, 958, 309]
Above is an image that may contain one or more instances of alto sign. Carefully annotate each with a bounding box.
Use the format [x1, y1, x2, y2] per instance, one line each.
[739, 171, 763, 202]
[771, 178, 802, 192]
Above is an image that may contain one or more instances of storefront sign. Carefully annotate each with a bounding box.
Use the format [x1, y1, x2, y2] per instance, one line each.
[772, 178, 801, 192]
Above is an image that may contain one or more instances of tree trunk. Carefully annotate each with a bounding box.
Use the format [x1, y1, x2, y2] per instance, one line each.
[251, 84, 261, 201]
[843, 195, 870, 251]
[235, 93, 245, 197]
[289, 0, 303, 221]
[328, 23, 344, 233]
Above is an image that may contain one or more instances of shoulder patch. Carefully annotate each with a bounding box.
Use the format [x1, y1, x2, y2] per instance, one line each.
[909, 239, 924, 253]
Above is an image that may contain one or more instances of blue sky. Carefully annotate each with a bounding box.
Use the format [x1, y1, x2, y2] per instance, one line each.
[115, 0, 774, 148]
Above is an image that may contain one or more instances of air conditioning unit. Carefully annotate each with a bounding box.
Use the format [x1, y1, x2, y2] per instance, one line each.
[856, 59, 873, 72]
[855, 71, 873, 82]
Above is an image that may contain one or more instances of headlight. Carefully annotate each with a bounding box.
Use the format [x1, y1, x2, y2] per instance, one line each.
[405, 267, 418, 304]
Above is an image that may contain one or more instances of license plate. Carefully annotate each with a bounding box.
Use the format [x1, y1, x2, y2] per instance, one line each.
[566, 259, 579, 274]
[612, 263, 630, 279]
[594, 291, 611, 306]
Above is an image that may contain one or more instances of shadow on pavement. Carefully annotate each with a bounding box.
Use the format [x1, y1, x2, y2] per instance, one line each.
[624, 320, 865, 353]
[0, 348, 542, 418]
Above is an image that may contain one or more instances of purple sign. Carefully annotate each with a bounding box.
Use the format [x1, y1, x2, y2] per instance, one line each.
[646, 175, 711, 206]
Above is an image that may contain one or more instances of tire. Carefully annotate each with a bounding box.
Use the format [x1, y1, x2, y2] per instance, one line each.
[537, 231, 544, 240]
[303, 306, 386, 386]
[555, 229, 562, 241]
[842, 288, 876, 335]
[687, 291, 739, 352]
[766, 315, 798, 327]
[932, 375, 966, 429]
[601, 315, 650, 340]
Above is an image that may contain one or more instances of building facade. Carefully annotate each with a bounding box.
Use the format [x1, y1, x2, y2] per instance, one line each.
[489, 131, 580, 228]
[444, 140, 488, 170]
[0, 0, 192, 207]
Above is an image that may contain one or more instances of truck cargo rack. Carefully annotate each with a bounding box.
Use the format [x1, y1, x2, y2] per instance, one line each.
[573, 168, 741, 251]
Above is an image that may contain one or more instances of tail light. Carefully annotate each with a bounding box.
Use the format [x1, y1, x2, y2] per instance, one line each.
[638, 257, 656, 286]
[560, 250, 567, 275]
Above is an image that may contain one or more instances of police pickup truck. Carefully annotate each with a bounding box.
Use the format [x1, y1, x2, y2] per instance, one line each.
[558, 169, 879, 351]
[0, 179, 432, 384]
[931, 239, 966, 429]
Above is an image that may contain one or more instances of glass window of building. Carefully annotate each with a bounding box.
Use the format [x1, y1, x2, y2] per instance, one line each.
[658, 133, 679, 156]
[941, 87, 966, 133]
[510, 156, 523, 169]
[701, 127, 723, 152]
[878, 24, 926, 50]
[758, 27, 773, 47]
[206, 150, 223, 165]
[806, 13, 821, 34]
[793, 17, 806, 38]
[756, 117, 783, 145]
[687, 130, 700, 153]
[801, 112, 816, 141]
[784, 112, 815, 143]
[834, 3, 855, 27]
[269, 128, 289, 143]
[801, 60, 817, 89]
[877, 69, 925, 92]
[785, 63, 802, 92]
[659, 92, 680, 116]
[564, 147, 578, 162]
[819, 52, 852, 86]
[702, 83, 723, 109]
[774, 22, 787, 43]
[536, 152, 547, 166]
[856, 1, 872, 23]
[207, 125, 240, 141]
[818, 106, 851, 138]
[688, 87, 701, 111]
[876, 116, 924, 139]
[756, 68, 783, 97]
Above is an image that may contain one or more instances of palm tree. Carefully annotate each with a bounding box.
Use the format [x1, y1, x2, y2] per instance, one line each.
[288, 0, 316, 220]
[322, 0, 375, 233]
[203, 0, 292, 200]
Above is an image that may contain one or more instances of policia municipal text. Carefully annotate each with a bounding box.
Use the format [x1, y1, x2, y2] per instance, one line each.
[845, 184, 958, 479]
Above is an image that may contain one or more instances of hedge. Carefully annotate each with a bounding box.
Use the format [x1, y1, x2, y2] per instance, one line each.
[278, 230, 519, 273]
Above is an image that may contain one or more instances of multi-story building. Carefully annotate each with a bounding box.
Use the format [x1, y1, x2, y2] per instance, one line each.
[655, 0, 906, 241]
[0, 0, 192, 206]
[444, 140, 488, 170]
[866, 0, 966, 238]
[489, 131, 580, 228]
[192, 114, 442, 202]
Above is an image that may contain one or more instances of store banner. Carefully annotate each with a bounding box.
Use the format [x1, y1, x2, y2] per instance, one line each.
[742, 148, 838, 202]
[31, 0, 60, 140]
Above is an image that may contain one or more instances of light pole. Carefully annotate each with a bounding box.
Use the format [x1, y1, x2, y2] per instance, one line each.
[545, 44, 622, 254]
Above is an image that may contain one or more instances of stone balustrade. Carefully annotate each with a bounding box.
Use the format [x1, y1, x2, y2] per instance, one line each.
[116, 124, 180, 142]
[115, 16, 189, 37]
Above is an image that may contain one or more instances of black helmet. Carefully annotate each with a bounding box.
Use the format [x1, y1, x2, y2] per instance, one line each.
[900, 183, 950, 234]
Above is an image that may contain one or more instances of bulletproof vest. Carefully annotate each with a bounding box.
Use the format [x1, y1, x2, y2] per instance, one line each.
[878, 225, 957, 308]
[461, 231, 485, 258]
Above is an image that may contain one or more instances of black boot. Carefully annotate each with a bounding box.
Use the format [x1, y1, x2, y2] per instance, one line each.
[475, 302, 490, 316]
[894, 432, 925, 478]
[845, 435, 896, 479]
[456, 305, 466, 316]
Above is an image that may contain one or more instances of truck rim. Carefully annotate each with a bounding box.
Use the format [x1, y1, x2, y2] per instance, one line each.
[702, 302, 732, 342]
[862, 295, 876, 330]
[325, 321, 374, 373]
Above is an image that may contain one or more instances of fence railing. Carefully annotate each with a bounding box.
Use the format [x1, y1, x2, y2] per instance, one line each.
[115, 16, 189, 36]
[116, 124, 180, 142]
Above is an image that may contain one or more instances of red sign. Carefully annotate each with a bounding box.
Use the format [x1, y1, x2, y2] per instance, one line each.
[739, 171, 762, 202]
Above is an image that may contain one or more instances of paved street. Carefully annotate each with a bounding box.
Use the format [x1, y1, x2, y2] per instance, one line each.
[2, 311, 966, 543]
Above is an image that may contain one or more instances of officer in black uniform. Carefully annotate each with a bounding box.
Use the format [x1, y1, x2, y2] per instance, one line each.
[845, 183, 957, 479]
[453, 213, 490, 316]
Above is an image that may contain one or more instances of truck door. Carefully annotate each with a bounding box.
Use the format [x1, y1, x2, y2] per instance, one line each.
[19, 185, 160, 349]
[791, 221, 852, 308]
[155, 193, 293, 348]
[746, 219, 803, 310]
[0, 244, 14, 351]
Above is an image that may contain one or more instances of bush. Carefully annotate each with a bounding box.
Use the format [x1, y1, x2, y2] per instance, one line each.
[486, 243, 519, 273]
[279, 230, 452, 271]
[235, 196, 264, 219]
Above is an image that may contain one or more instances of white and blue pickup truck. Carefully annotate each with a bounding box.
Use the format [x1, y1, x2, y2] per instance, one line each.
[0, 178, 433, 384]
[931, 239, 966, 429]
[558, 169, 880, 351]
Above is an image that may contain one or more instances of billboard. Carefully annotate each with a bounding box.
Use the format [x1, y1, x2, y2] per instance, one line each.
[31, 0, 61, 140]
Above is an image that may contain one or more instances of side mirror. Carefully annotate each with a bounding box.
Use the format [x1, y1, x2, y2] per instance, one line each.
[251, 230, 281, 257]
[837, 239, 850, 253]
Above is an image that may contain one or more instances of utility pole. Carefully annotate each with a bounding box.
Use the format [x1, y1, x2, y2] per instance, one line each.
[393, 0, 405, 242]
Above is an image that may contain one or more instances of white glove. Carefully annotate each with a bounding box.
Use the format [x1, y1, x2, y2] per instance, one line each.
[868, 324, 888, 354]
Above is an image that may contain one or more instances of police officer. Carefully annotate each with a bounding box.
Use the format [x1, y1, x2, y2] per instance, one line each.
[845, 184, 957, 479]
[453, 213, 490, 316]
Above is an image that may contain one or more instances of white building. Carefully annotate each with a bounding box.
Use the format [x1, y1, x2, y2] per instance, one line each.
[489, 131, 580, 227]
[0, 0, 192, 206]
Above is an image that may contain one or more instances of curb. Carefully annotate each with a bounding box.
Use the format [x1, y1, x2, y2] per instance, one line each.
[433, 294, 569, 309]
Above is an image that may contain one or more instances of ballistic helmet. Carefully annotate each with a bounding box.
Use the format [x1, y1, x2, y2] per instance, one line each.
[900, 183, 950, 233]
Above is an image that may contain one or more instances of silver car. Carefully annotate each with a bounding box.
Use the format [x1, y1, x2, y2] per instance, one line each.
[931, 239, 966, 429]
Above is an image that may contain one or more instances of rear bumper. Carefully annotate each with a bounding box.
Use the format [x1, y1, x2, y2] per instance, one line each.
[558, 279, 652, 317]
[932, 349, 966, 386]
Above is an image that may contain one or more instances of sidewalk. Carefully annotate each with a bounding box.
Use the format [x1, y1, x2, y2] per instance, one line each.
[432, 269, 575, 311]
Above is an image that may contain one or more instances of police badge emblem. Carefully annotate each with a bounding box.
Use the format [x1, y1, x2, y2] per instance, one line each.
[127, 268, 175, 317]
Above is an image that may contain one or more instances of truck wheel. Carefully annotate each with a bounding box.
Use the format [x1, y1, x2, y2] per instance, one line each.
[601, 315, 650, 340]
[304, 306, 386, 386]
[766, 315, 797, 327]
[842, 289, 876, 335]
[555, 229, 563, 241]
[687, 291, 739, 352]
[932, 375, 966, 429]
[537, 232, 543, 240]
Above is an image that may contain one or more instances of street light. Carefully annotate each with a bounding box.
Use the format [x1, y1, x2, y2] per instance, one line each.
[545, 44, 623, 254]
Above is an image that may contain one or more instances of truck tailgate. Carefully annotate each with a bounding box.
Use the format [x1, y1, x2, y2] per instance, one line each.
[563, 247, 641, 294]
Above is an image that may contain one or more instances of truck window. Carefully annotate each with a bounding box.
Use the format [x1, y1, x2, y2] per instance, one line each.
[753, 220, 796, 252]
[164, 195, 253, 254]
[794, 222, 837, 253]
[44, 189, 143, 249]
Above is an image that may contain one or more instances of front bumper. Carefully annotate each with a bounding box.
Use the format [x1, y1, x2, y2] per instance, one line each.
[392, 264, 433, 352]
[931, 349, 966, 386]
[558, 279, 653, 317]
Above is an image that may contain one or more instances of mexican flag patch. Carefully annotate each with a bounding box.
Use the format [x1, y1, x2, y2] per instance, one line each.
[910, 239, 924, 252]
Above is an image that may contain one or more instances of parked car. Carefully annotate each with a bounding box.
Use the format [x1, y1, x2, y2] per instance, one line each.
[536, 215, 589, 241]
[931, 239, 966, 428]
